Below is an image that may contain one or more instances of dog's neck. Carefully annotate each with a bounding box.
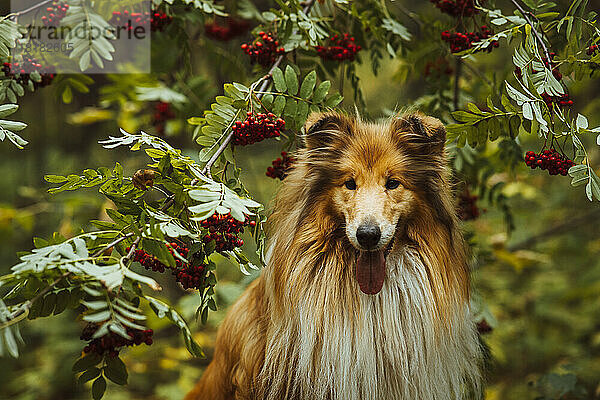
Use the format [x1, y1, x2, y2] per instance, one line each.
[259, 246, 481, 400]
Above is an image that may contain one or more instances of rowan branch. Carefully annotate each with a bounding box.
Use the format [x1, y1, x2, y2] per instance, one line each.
[510, 0, 552, 63]
[10, 0, 53, 18]
[508, 208, 600, 251]
[200, 0, 317, 177]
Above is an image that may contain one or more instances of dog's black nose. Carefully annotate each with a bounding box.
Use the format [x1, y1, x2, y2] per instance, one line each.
[356, 223, 381, 249]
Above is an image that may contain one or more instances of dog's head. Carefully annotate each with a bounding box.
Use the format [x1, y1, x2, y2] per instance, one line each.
[299, 111, 452, 294]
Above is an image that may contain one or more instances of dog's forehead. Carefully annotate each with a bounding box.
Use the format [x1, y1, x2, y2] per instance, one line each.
[337, 121, 408, 174]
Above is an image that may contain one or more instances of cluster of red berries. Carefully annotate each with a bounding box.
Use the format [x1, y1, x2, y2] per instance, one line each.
[541, 92, 573, 109]
[424, 57, 453, 77]
[128, 242, 188, 273]
[81, 324, 153, 357]
[109, 10, 172, 32]
[457, 189, 480, 221]
[315, 34, 361, 62]
[587, 45, 599, 55]
[204, 18, 250, 41]
[152, 102, 175, 135]
[40, 1, 69, 26]
[266, 151, 295, 180]
[524, 149, 575, 176]
[441, 26, 499, 53]
[232, 111, 285, 146]
[430, 0, 481, 17]
[201, 213, 255, 252]
[1, 59, 55, 89]
[241, 32, 286, 67]
[171, 263, 206, 290]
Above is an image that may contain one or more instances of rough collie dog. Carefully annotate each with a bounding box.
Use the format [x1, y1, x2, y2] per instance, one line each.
[186, 111, 482, 400]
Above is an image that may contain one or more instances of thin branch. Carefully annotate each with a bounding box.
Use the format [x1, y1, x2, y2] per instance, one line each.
[510, 0, 552, 63]
[92, 233, 135, 258]
[11, 0, 53, 18]
[7, 271, 70, 323]
[508, 208, 600, 251]
[201, 0, 317, 177]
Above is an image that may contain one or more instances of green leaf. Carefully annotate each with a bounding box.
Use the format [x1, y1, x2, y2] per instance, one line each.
[105, 356, 128, 385]
[312, 81, 331, 103]
[92, 376, 107, 400]
[272, 96, 286, 115]
[73, 353, 102, 372]
[78, 367, 101, 384]
[324, 94, 343, 108]
[299, 71, 317, 99]
[285, 66, 299, 95]
[272, 67, 286, 92]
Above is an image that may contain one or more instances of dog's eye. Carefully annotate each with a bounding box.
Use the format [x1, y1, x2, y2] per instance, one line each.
[344, 179, 357, 190]
[385, 179, 401, 190]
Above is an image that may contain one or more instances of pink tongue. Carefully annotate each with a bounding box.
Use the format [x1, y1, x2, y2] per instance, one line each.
[356, 251, 386, 295]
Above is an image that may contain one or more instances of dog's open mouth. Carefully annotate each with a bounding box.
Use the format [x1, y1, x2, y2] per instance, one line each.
[355, 241, 394, 295]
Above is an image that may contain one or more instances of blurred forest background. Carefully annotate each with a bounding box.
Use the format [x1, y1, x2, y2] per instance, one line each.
[1, 0, 600, 399]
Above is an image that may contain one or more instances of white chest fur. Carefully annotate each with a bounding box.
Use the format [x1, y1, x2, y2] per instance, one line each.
[262, 247, 481, 400]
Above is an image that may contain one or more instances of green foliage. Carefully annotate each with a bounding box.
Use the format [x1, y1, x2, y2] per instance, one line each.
[0, 104, 27, 149]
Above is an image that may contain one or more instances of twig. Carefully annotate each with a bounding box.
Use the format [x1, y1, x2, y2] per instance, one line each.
[510, 0, 552, 63]
[10, 0, 53, 18]
[92, 233, 135, 258]
[201, 0, 317, 177]
[508, 208, 600, 251]
[6, 271, 70, 323]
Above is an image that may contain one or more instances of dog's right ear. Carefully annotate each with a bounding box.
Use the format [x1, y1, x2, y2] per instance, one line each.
[303, 112, 354, 151]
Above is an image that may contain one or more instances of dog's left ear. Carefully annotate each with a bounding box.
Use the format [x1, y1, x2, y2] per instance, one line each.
[392, 113, 446, 154]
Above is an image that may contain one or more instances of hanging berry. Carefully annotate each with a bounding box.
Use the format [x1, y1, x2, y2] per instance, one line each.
[541, 92, 573, 110]
[2, 59, 56, 89]
[205, 17, 250, 41]
[266, 151, 295, 180]
[315, 34, 361, 61]
[81, 324, 153, 357]
[152, 102, 175, 135]
[232, 112, 285, 146]
[524, 149, 575, 176]
[441, 26, 499, 53]
[429, 0, 482, 17]
[41, 1, 69, 26]
[587, 45, 599, 55]
[109, 9, 172, 33]
[241, 32, 286, 67]
[201, 213, 256, 252]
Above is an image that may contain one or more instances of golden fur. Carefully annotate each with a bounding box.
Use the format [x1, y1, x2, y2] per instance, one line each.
[186, 111, 482, 400]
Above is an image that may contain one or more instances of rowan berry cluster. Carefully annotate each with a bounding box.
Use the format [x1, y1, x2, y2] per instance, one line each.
[109, 10, 172, 32]
[152, 102, 175, 135]
[2, 59, 56, 89]
[201, 213, 256, 252]
[587, 45, 599, 55]
[430, 0, 481, 17]
[266, 151, 295, 180]
[172, 263, 206, 290]
[457, 189, 480, 221]
[241, 32, 286, 67]
[205, 18, 250, 41]
[524, 149, 575, 176]
[41, 1, 69, 26]
[315, 34, 361, 61]
[441, 26, 498, 53]
[232, 112, 285, 146]
[81, 324, 153, 357]
[128, 242, 188, 274]
[541, 92, 573, 109]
